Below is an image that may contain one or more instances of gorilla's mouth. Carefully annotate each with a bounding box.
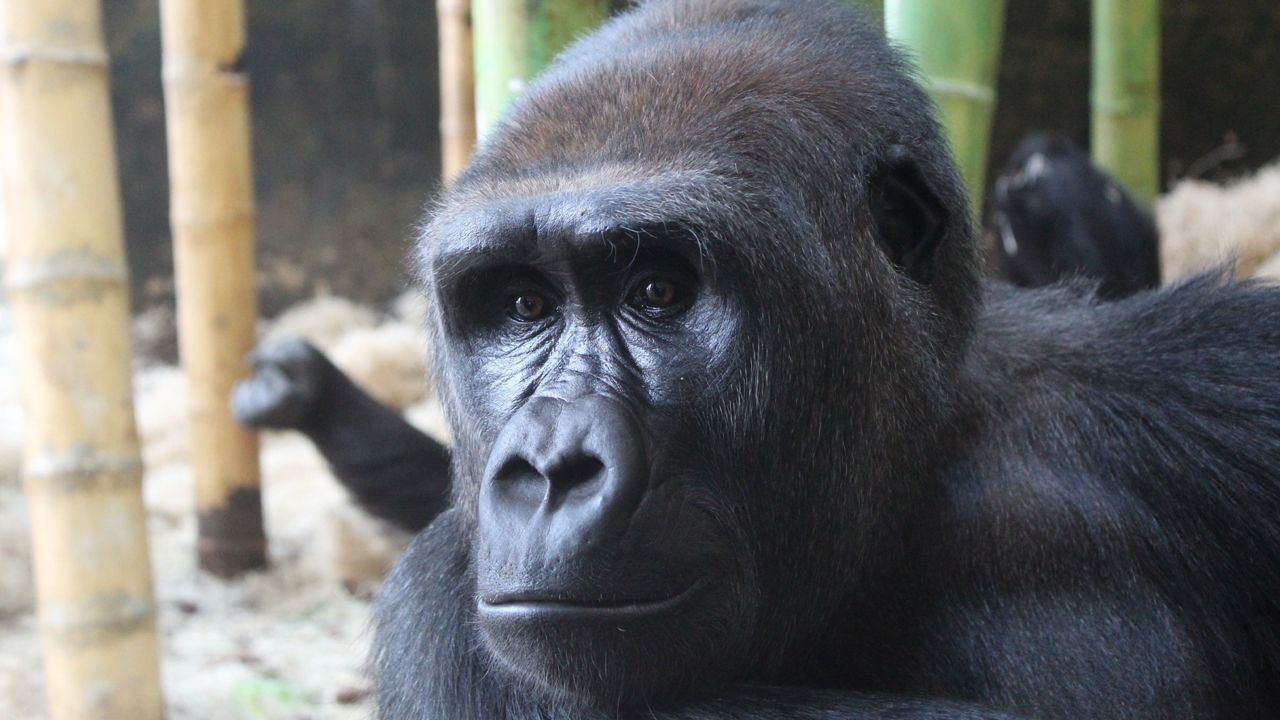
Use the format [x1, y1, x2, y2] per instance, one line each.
[477, 576, 712, 621]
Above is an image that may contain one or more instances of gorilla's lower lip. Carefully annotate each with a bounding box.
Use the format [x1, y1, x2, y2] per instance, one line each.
[478, 577, 711, 620]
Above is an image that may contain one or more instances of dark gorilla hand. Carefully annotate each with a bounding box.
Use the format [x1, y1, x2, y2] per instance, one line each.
[232, 337, 452, 533]
[232, 338, 328, 430]
[987, 133, 1160, 299]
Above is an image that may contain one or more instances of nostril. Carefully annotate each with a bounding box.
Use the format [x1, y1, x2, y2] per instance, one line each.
[546, 456, 606, 500]
[492, 457, 546, 507]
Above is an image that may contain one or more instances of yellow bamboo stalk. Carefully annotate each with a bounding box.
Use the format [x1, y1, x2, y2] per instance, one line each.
[160, 0, 266, 577]
[0, 2, 164, 718]
[439, 0, 477, 181]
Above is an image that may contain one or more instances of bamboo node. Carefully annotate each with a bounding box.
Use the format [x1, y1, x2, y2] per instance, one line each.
[4, 253, 128, 293]
[162, 61, 249, 86]
[25, 447, 144, 494]
[0, 44, 109, 69]
[40, 593, 157, 647]
[1089, 93, 1160, 117]
[169, 207, 256, 233]
[924, 76, 996, 104]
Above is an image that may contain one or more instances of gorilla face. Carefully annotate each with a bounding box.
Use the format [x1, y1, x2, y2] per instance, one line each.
[420, 158, 954, 705]
[423, 179, 762, 702]
[413, 1, 965, 706]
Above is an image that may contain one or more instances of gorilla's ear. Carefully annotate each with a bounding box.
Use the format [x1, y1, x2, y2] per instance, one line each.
[869, 144, 949, 283]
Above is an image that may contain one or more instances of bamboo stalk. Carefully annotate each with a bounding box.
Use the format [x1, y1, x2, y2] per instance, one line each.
[160, 0, 266, 577]
[439, 0, 477, 180]
[0, 2, 164, 718]
[886, 0, 1007, 210]
[471, 0, 610, 139]
[1092, 0, 1160, 202]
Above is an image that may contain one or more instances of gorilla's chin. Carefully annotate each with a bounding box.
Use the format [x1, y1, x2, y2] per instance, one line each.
[476, 576, 739, 706]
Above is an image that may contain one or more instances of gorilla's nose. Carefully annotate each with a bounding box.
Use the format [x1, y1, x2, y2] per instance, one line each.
[480, 395, 648, 558]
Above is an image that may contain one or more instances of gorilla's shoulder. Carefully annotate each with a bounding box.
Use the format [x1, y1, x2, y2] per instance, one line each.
[946, 277, 1280, 615]
[963, 272, 1280, 523]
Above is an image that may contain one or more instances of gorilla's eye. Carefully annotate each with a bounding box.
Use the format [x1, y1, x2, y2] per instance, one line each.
[629, 276, 689, 315]
[640, 280, 678, 307]
[509, 292, 550, 322]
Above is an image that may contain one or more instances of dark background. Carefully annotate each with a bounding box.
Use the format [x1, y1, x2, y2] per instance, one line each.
[104, 0, 1280, 317]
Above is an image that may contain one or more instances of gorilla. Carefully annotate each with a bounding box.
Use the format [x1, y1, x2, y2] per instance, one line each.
[988, 133, 1161, 299]
[234, 1, 1280, 717]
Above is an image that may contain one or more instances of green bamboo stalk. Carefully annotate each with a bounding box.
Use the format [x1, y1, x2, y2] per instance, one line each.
[1092, 0, 1160, 202]
[471, 0, 609, 139]
[885, 0, 1007, 211]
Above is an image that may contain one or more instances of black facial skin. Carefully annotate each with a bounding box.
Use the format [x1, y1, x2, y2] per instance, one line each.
[441, 216, 755, 699]
[235, 1, 1280, 718]
[988, 133, 1161, 299]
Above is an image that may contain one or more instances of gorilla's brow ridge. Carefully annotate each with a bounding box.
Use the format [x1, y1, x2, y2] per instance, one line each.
[429, 208, 720, 289]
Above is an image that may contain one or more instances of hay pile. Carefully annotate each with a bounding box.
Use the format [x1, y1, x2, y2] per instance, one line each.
[1158, 162, 1280, 283]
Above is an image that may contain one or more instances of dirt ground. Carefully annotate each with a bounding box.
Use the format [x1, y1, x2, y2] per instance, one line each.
[0, 298, 442, 720]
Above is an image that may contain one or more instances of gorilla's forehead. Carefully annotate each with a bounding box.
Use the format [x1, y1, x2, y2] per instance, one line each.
[424, 171, 738, 278]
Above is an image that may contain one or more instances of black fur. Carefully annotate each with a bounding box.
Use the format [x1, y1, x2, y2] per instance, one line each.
[238, 1, 1280, 717]
[988, 133, 1161, 299]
